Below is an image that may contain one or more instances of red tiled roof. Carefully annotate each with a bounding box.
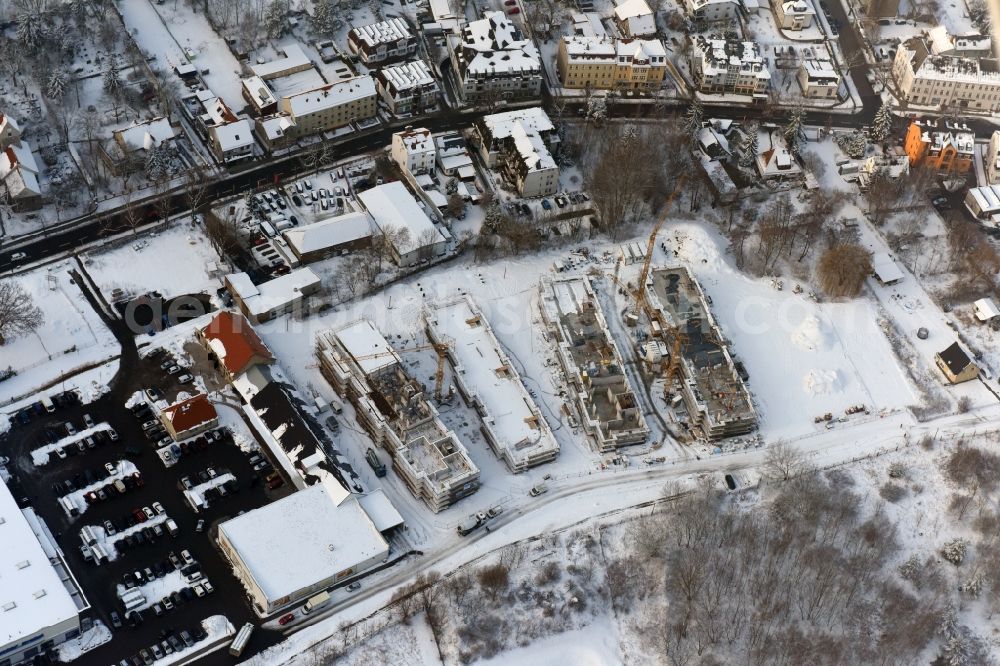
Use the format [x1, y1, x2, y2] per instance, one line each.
[201, 311, 275, 375]
[162, 394, 217, 434]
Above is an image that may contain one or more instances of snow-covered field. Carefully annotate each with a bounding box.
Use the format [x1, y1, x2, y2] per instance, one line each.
[55, 621, 112, 663]
[0, 261, 118, 404]
[82, 221, 226, 302]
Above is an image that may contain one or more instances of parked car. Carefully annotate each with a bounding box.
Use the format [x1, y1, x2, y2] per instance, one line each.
[177, 373, 194, 383]
[279, 613, 295, 626]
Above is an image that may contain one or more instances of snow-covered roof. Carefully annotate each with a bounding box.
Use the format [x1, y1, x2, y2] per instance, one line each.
[1, 142, 40, 177]
[357, 182, 445, 255]
[283, 76, 375, 118]
[801, 58, 839, 83]
[393, 127, 435, 155]
[780, 0, 814, 15]
[871, 252, 904, 284]
[348, 17, 412, 49]
[0, 113, 20, 136]
[510, 122, 557, 172]
[693, 36, 769, 78]
[258, 114, 296, 140]
[242, 76, 277, 108]
[460, 12, 541, 75]
[968, 184, 1000, 214]
[481, 107, 554, 141]
[378, 60, 436, 93]
[0, 479, 79, 648]
[561, 36, 666, 64]
[283, 211, 374, 255]
[211, 120, 255, 152]
[974, 298, 1000, 321]
[428, 298, 559, 464]
[250, 43, 312, 80]
[614, 0, 653, 21]
[226, 268, 320, 317]
[333, 319, 401, 375]
[356, 490, 405, 532]
[0, 142, 41, 199]
[114, 117, 177, 152]
[217, 485, 388, 604]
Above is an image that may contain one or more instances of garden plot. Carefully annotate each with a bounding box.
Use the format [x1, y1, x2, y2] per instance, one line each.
[61, 461, 139, 517]
[82, 222, 226, 302]
[0, 264, 118, 404]
[31, 424, 114, 466]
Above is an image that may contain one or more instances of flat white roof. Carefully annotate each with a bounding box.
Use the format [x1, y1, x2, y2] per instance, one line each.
[218, 485, 388, 603]
[0, 480, 79, 648]
[429, 298, 558, 459]
[335, 319, 401, 375]
[872, 252, 904, 284]
[975, 298, 1000, 320]
[357, 182, 445, 255]
[284, 211, 374, 254]
[356, 490, 405, 532]
[227, 268, 320, 316]
[242, 76, 276, 107]
[250, 43, 311, 79]
[284, 76, 376, 117]
[211, 120, 255, 151]
[614, 0, 653, 20]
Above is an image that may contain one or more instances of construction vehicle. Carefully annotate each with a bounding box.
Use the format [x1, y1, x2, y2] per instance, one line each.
[457, 512, 488, 536]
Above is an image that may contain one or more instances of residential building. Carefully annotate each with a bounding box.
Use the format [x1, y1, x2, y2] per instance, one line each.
[0, 142, 42, 212]
[426, 297, 559, 472]
[208, 119, 256, 163]
[253, 114, 296, 152]
[270, 77, 377, 142]
[218, 484, 391, 615]
[964, 184, 1000, 220]
[453, 11, 542, 102]
[926, 26, 993, 58]
[198, 310, 275, 382]
[250, 44, 313, 80]
[473, 107, 560, 198]
[241, 76, 278, 115]
[858, 152, 910, 189]
[556, 36, 667, 91]
[774, 0, 814, 29]
[391, 127, 437, 174]
[684, 0, 741, 22]
[797, 58, 840, 97]
[316, 320, 481, 512]
[159, 393, 219, 440]
[347, 18, 417, 65]
[974, 298, 1000, 322]
[181, 88, 238, 138]
[690, 36, 770, 97]
[892, 37, 1000, 113]
[283, 212, 375, 263]
[539, 277, 649, 451]
[101, 117, 178, 175]
[0, 113, 21, 150]
[224, 268, 322, 323]
[613, 0, 656, 37]
[903, 120, 974, 173]
[375, 60, 440, 116]
[755, 128, 801, 180]
[0, 478, 87, 665]
[935, 342, 979, 384]
[987, 131, 1000, 184]
[357, 182, 447, 266]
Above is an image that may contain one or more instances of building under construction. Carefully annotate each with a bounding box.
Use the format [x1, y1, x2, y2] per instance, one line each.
[316, 320, 480, 512]
[646, 267, 756, 440]
[539, 277, 649, 453]
[426, 296, 560, 473]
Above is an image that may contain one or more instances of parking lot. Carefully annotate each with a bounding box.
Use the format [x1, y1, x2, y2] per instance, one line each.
[1, 347, 291, 666]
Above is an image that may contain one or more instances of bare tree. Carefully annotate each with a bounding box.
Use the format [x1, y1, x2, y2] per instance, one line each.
[762, 440, 806, 481]
[476, 563, 510, 601]
[816, 243, 872, 297]
[205, 209, 243, 259]
[0, 280, 44, 345]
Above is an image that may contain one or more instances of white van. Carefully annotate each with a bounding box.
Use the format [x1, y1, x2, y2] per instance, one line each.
[260, 222, 277, 238]
[40, 395, 55, 413]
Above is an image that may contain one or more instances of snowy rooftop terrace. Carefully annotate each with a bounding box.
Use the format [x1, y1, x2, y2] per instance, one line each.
[0, 479, 81, 649]
[427, 298, 558, 467]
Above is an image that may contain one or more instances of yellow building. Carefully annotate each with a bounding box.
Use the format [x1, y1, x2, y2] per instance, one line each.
[557, 36, 667, 91]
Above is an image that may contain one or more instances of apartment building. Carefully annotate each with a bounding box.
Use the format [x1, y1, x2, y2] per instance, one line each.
[903, 119, 974, 173]
[375, 60, 440, 116]
[684, 0, 741, 22]
[347, 18, 418, 65]
[774, 0, 815, 29]
[391, 126, 437, 174]
[473, 107, 560, 197]
[316, 320, 481, 512]
[690, 35, 770, 97]
[893, 37, 1000, 113]
[453, 11, 542, 102]
[272, 76, 377, 141]
[556, 36, 667, 91]
[613, 0, 656, 37]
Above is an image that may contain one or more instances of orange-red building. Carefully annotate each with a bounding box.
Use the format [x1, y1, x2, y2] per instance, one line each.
[903, 120, 974, 173]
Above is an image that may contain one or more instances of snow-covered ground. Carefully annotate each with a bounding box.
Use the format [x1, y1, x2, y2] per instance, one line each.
[55, 621, 112, 663]
[81, 220, 227, 303]
[0, 261, 118, 405]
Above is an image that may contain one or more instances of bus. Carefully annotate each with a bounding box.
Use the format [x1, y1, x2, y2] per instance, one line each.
[229, 623, 254, 657]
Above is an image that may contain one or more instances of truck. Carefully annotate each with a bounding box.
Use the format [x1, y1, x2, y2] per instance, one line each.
[229, 623, 254, 657]
[456, 512, 488, 536]
[303, 591, 330, 614]
[165, 519, 179, 537]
